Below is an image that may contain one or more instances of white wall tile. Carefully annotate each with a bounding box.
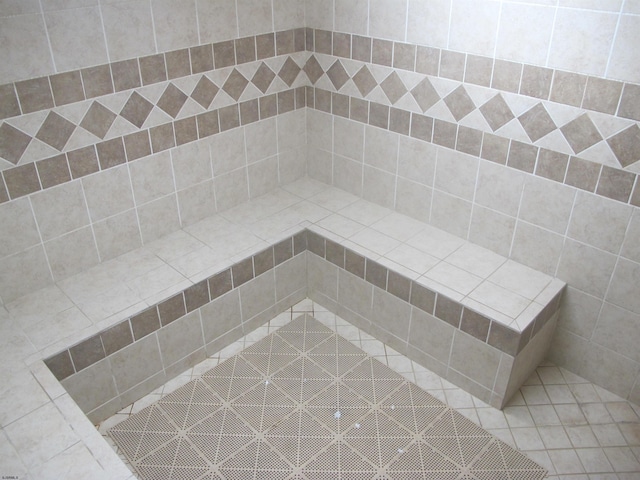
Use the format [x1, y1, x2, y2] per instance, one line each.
[548, 8, 618, 77]
[449, 0, 500, 57]
[407, 0, 451, 48]
[101, 0, 156, 62]
[369, 0, 407, 41]
[0, 14, 54, 83]
[44, 7, 108, 72]
[335, 0, 368, 35]
[607, 14, 640, 83]
[197, 0, 238, 43]
[151, 0, 198, 51]
[495, 3, 554, 65]
[237, 0, 273, 37]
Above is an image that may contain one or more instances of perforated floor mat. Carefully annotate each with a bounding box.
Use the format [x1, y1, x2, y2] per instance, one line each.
[109, 314, 547, 479]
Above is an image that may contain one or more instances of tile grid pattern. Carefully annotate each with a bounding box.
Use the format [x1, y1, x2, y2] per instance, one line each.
[44, 228, 560, 388]
[100, 301, 640, 480]
[305, 85, 640, 206]
[0, 30, 639, 207]
[107, 313, 547, 480]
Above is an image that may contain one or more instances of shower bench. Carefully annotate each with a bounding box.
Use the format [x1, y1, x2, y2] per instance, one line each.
[12, 179, 563, 469]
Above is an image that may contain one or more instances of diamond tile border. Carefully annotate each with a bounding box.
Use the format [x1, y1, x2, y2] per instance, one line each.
[108, 314, 547, 480]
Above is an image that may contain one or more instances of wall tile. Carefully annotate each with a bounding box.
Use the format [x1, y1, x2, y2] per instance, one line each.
[519, 176, 576, 234]
[129, 151, 175, 205]
[177, 180, 216, 226]
[557, 239, 617, 298]
[44, 7, 108, 72]
[67, 146, 99, 179]
[430, 190, 472, 239]
[82, 164, 134, 222]
[50, 71, 84, 106]
[109, 332, 162, 393]
[274, 0, 304, 31]
[567, 191, 632, 254]
[137, 194, 181, 243]
[369, 0, 407, 41]
[511, 221, 564, 277]
[407, 0, 450, 47]
[237, 0, 273, 37]
[152, 0, 198, 51]
[45, 226, 99, 280]
[214, 167, 249, 212]
[61, 358, 117, 413]
[468, 205, 515, 257]
[0, 14, 54, 84]
[592, 302, 640, 363]
[434, 148, 478, 201]
[606, 258, 640, 314]
[157, 310, 204, 367]
[197, 0, 238, 44]
[548, 8, 617, 77]
[0, 198, 41, 258]
[102, 0, 155, 62]
[449, 0, 499, 57]
[0, 245, 53, 303]
[4, 163, 41, 199]
[305, 0, 334, 30]
[93, 209, 142, 261]
[335, 0, 368, 35]
[450, 330, 501, 390]
[31, 180, 89, 241]
[496, 2, 554, 65]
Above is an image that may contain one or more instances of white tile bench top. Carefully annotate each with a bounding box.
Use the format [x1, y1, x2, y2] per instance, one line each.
[0, 177, 564, 479]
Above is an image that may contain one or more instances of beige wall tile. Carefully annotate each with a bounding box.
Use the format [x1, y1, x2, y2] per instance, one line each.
[157, 310, 204, 367]
[335, 0, 368, 36]
[129, 151, 176, 206]
[151, 0, 198, 51]
[44, 7, 108, 72]
[101, 0, 155, 62]
[0, 14, 54, 84]
[434, 149, 478, 201]
[475, 161, 525, 217]
[593, 302, 640, 363]
[495, 3, 554, 65]
[556, 239, 617, 298]
[449, 0, 499, 57]
[407, 0, 450, 48]
[137, 194, 181, 243]
[519, 176, 576, 235]
[363, 166, 395, 209]
[210, 128, 246, 176]
[305, 0, 333, 30]
[369, 0, 407, 41]
[0, 198, 41, 258]
[607, 14, 640, 83]
[468, 206, 515, 258]
[177, 180, 217, 226]
[548, 8, 617, 77]
[30, 181, 90, 242]
[0, 245, 53, 303]
[364, 126, 398, 173]
[197, 0, 238, 44]
[510, 221, 564, 277]
[245, 118, 277, 164]
[82, 165, 134, 222]
[430, 190, 471, 239]
[45, 226, 99, 280]
[248, 156, 279, 198]
[449, 329, 501, 390]
[237, 0, 273, 37]
[606, 258, 640, 314]
[109, 332, 162, 393]
[92, 209, 142, 261]
[274, 0, 304, 31]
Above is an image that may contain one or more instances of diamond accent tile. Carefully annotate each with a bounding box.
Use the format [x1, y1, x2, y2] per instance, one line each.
[35, 112, 76, 151]
[607, 124, 640, 168]
[352, 65, 377, 97]
[156, 84, 188, 118]
[560, 114, 603, 154]
[120, 92, 154, 128]
[252, 63, 276, 93]
[222, 69, 249, 101]
[190, 76, 219, 109]
[303, 55, 324, 84]
[479, 94, 515, 132]
[443, 85, 476, 122]
[79, 101, 116, 139]
[518, 103, 557, 143]
[380, 72, 408, 105]
[278, 57, 301, 87]
[411, 78, 441, 113]
[109, 315, 547, 480]
[0, 123, 32, 164]
[326, 60, 349, 91]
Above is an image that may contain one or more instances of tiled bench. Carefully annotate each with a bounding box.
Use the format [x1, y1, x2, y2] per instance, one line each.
[3, 178, 564, 476]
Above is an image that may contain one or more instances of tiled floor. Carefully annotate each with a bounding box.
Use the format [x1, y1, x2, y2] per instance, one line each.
[99, 300, 640, 480]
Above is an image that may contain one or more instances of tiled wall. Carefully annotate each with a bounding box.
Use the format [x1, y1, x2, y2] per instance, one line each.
[301, 1, 640, 404]
[1, 0, 640, 404]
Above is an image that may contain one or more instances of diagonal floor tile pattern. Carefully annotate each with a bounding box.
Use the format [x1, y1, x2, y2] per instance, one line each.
[109, 314, 546, 480]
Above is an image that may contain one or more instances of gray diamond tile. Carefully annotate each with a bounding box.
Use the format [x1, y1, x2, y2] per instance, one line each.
[303, 55, 324, 84]
[326, 60, 349, 91]
[252, 62, 276, 93]
[35, 112, 76, 151]
[479, 94, 515, 132]
[443, 85, 476, 122]
[380, 71, 407, 105]
[607, 124, 640, 168]
[560, 114, 603, 154]
[79, 101, 116, 139]
[411, 78, 440, 112]
[352, 65, 377, 97]
[0, 123, 32, 164]
[518, 103, 557, 142]
[279, 57, 301, 87]
[191, 75, 219, 109]
[157, 83, 188, 118]
[222, 69, 249, 101]
[120, 91, 154, 128]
